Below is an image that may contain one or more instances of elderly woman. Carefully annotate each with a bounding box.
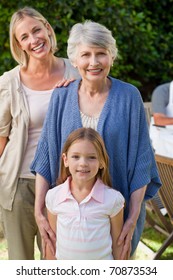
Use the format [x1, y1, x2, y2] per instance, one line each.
[31, 21, 161, 259]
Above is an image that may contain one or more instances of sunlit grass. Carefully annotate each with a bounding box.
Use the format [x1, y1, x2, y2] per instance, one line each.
[0, 238, 8, 260]
[0, 238, 40, 260]
[141, 224, 173, 260]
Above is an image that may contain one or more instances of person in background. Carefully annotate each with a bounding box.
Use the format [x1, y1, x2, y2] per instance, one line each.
[0, 6, 79, 260]
[45, 127, 125, 260]
[31, 20, 161, 259]
[151, 81, 173, 126]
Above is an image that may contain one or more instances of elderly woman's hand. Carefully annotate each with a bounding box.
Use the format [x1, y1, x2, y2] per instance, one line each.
[117, 217, 135, 259]
[118, 186, 147, 259]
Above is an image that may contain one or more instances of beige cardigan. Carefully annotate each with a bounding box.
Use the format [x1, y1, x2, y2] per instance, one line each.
[0, 60, 79, 210]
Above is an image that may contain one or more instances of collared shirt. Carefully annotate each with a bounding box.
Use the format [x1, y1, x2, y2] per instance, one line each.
[46, 177, 125, 260]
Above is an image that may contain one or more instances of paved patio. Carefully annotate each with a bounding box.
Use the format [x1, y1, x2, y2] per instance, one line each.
[136, 241, 155, 260]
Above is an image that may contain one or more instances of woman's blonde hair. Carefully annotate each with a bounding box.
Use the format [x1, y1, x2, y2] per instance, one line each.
[57, 127, 112, 187]
[10, 6, 57, 66]
[67, 20, 118, 65]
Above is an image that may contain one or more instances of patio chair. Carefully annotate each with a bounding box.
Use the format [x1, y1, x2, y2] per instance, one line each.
[153, 154, 173, 259]
[143, 101, 152, 127]
[145, 195, 172, 236]
[143, 102, 168, 234]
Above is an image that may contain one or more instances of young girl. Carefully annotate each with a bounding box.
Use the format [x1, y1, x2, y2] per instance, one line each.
[45, 127, 125, 260]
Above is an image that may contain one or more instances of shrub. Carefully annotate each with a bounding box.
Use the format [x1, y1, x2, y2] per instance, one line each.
[0, 0, 173, 100]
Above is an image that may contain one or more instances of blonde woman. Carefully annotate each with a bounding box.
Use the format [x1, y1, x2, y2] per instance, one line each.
[0, 7, 79, 260]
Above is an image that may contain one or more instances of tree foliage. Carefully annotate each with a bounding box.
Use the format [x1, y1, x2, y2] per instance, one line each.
[0, 0, 173, 100]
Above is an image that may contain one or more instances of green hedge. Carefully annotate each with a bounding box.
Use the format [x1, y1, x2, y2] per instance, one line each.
[0, 0, 173, 100]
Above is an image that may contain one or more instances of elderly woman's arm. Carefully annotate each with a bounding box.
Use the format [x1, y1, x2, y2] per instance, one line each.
[0, 136, 8, 156]
[35, 173, 56, 258]
[118, 185, 147, 259]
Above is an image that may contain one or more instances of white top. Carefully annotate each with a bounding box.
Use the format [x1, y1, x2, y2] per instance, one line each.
[150, 117, 173, 157]
[46, 177, 125, 260]
[20, 84, 52, 178]
[150, 81, 173, 158]
[166, 80, 173, 117]
[80, 111, 99, 130]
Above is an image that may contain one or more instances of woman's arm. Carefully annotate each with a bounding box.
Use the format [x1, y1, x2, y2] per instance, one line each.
[45, 209, 57, 260]
[153, 113, 173, 126]
[0, 136, 8, 156]
[111, 208, 126, 260]
[35, 173, 56, 257]
[118, 185, 147, 259]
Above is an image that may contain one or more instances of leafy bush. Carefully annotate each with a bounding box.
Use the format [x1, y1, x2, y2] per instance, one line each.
[0, 0, 173, 100]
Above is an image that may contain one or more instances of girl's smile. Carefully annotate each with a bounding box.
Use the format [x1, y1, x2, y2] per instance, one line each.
[63, 139, 101, 188]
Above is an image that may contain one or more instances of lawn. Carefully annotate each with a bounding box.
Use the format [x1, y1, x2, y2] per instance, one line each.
[140, 223, 173, 260]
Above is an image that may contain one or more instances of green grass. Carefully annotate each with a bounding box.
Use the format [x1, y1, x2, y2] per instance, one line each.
[0, 238, 8, 260]
[141, 223, 173, 260]
[0, 238, 40, 260]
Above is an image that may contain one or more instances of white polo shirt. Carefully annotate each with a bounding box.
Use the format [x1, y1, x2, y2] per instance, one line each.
[46, 177, 125, 260]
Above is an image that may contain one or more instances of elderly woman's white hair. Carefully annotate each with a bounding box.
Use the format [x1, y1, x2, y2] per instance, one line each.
[10, 6, 57, 67]
[67, 20, 118, 65]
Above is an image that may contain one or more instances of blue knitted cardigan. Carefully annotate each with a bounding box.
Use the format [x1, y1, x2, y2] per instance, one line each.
[31, 77, 161, 255]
